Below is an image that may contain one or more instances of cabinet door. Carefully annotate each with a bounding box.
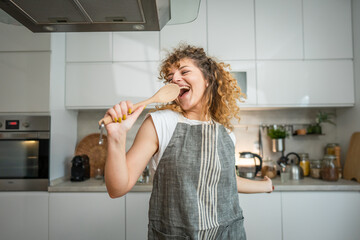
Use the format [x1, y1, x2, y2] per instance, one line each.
[126, 192, 151, 240]
[49, 193, 125, 240]
[255, 0, 303, 59]
[0, 192, 48, 240]
[66, 32, 113, 62]
[0, 22, 50, 51]
[238, 192, 282, 240]
[303, 0, 352, 59]
[113, 32, 160, 61]
[160, 0, 207, 59]
[0, 52, 50, 112]
[208, 0, 255, 60]
[257, 60, 354, 106]
[226, 61, 256, 106]
[65, 62, 159, 109]
[282, 192, 360, 240]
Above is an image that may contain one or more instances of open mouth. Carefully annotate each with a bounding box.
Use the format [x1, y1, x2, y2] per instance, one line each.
[179, 86, 190, 97]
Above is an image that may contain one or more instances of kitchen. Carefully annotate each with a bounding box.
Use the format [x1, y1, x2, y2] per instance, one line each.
[0, 0, 360, 239]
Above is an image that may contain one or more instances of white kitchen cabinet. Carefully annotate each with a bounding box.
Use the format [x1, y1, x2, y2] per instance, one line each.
[0, 23, 50, 51]
[282, 192, 360, 240]
[257, 60, 354, 106]
[160, 0, 207, 59]
[65, 61, 159, 109]
[113, 32, 160, 61]
[255, 0, 303, 60]
[226, 61, 257, 106]
[66, 32, 113, 62]
[0, 192, 48, 240]
[207, 0, 255, 60]
[126, 192, 151, 240]
[239, 192, 282, 240]
[0, 52, 50, 112]
[49, 192, 125, 240]
[303, 0, 353, 59]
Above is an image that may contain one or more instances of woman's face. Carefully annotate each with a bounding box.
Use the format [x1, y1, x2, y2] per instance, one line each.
[167, 58, 208, 114]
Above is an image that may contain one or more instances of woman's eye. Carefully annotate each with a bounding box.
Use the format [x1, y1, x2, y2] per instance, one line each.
[182, 71, 189, 75]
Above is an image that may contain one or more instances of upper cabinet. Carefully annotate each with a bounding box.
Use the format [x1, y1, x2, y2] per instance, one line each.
[0, 23, 50, 51]
[257, 60, 354, 106]
[207, 0, 255, 60]
[65, 62, 159, 109]
[113, 32, 160, 61]
[0, 52, 50, 112]
[303, 0, 353, 59]
[255, 0, 303, 60]
[66, 32, 113, 62]
[160, 0, 207, 59]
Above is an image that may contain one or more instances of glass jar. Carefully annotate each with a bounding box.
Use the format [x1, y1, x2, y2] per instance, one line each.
[310, 159, 322, 179]
[321, 155, 339, 181]
[299, 153, 310, 177]
[261, 159, 277, 179]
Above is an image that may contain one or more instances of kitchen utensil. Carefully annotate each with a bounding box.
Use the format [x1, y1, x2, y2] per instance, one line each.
[343, 132, 360, 183]
[98, 83, 180, 144]
[75, 133, 107, 177]
[236, 152, 263, 179]
[285, 152, 303, 180]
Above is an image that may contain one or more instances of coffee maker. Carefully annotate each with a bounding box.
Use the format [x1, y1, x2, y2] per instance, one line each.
[71, 155, 90, 181]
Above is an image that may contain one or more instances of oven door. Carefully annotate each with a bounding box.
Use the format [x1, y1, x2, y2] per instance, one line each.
[0, 132, 49, 191]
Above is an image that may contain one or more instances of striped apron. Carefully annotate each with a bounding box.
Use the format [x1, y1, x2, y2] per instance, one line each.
[148, 118, 246, 240]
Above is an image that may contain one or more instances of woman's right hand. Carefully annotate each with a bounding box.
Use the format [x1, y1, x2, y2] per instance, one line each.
[104, 101, 145, 139]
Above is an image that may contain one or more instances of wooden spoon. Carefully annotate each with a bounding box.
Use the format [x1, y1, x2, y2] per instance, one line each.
[98, 83, 180, 126]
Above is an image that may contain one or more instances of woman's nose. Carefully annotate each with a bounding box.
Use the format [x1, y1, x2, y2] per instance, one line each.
[171, 72, 181, 83]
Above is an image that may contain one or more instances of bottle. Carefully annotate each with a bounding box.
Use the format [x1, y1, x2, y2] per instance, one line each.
[299, 153, 310, 177]
[321, 155, 339, 181]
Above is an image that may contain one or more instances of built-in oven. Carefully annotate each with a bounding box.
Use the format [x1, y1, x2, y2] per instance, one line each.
[0, 116, 50, 191]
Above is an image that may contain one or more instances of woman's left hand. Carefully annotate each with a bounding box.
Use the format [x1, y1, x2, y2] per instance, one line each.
[262, 176, 274, 193]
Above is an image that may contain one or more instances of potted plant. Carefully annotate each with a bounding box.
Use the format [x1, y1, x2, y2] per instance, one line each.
[267, 126, 288, 152]
[308, 111, 336, 134]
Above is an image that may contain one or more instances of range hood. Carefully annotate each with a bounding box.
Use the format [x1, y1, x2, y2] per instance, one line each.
[0, 0, 171, 32]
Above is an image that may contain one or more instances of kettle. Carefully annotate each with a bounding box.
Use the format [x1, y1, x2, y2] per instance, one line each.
[236, 152, 263, 179]
[284, 152, 304, 180]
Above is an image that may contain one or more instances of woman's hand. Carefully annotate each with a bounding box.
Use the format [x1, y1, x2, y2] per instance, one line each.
[262, 176, 274, 193]
[104, 101, 145, 139]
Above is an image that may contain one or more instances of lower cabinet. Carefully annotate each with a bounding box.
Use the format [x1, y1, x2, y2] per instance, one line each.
[282, 191, 360, 240]
[0, 192, 49, 240]
[239, 192, 282, 240]
[126, 192, 151, 240]
[49, 193, 126, 240]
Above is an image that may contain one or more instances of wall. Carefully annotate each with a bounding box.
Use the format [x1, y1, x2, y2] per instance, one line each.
[49, 33, 78, 181]
[336, 0, 360, 165]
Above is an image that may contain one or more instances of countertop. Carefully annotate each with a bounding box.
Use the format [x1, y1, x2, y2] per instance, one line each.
[48, 177, 360, 192]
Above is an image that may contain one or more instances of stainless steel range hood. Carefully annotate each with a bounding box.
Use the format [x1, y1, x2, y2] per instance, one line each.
[0, 0, 171, 32]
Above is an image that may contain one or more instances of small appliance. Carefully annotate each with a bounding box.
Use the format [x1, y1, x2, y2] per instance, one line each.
[71, 155, 90, 182]
[236, 152, 263, 179]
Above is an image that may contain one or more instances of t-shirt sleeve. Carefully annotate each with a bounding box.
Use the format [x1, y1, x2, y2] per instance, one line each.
[145, 110, 178, 175]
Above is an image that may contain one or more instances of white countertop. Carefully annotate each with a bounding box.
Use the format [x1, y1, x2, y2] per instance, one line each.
[48, 177, 360, 192]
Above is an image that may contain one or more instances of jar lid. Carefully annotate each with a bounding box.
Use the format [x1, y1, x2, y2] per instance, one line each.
[323, 154, 337, 160]
[299, 153, 309, 158]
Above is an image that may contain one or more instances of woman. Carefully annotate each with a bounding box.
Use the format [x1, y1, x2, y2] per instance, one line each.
[104, 45, 273, 240]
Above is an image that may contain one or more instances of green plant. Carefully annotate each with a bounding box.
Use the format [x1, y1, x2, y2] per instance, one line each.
[267, 128, 288, 139]
[316, 111, 336, 126]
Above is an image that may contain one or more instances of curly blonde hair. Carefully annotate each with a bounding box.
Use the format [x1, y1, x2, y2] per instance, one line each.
[155, 44, 246, 131]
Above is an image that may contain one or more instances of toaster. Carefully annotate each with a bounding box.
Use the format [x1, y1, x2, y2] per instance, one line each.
[71, 155, 90, 181]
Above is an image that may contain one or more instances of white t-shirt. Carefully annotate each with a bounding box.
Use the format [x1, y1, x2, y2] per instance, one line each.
[146, 109, 236, 176]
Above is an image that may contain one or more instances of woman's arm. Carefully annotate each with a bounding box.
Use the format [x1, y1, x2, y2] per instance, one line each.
[236, 175, 274, 193]
[104, 102, 158, 198]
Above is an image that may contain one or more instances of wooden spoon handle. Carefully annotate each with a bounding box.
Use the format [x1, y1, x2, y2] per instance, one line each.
[98, 98, 153, 126]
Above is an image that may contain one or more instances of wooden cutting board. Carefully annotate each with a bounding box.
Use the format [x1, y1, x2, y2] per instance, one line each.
[343, 132, 360, 183]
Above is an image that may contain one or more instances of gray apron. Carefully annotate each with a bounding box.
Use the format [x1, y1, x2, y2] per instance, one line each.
[148, 118, 246, 240]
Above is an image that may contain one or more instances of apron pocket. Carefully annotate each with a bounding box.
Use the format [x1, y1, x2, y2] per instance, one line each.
[219, 216, 246, 240]
[151, 227, 190, 240]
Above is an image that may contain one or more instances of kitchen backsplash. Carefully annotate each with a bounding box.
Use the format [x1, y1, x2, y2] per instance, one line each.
[77, 108, 338, 166]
